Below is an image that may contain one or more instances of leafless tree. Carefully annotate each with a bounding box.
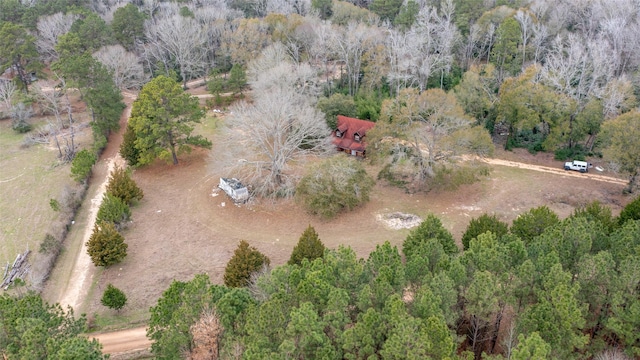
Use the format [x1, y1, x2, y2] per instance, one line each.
[195, 0, 244, 22]
[601, 76, 636, 119]
[247, 42, 293, 80]
[436, 0, 460, 88]
[332, 21, 383, 95]
[461, 24, 483, 70]
[515, 10, 533, 69]
[93, 45, 148, 90]
[387, 28, 416, 94]
[144, 15, 208, 87]
[31, 77, 76, 161]
[531, 22, 548, 64]
[187, 307, 223, 360]
[386, 4, 459, 93]
[594, 349, 633, 360]
[0, 80, 16, 111]
[10, 102, 33, 131]
[223, 50, 331, 198]
[542, 34, 617, 148]
[36, 12, 77, 63]
[308, 19, 337, 82]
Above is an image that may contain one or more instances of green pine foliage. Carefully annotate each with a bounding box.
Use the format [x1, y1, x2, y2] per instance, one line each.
[70, 149, 97, 183]
[618, 195, 640, 226]
[223, 240, 270, 288]
[296, 156, 375, 219]
[316, 93, 357, 129]
[571, 201, 617, 235]
[403, 214, 458, 259]
[128, 75, 211, 166]
[510, 206, 559, 244]
[0, 294, 106, 359]
[101, 284, 127, 311]
[149, 200, 640, 359]
[96, 193, 131, 226]
[120, 124, 141, 166]
[86, 221, 128, 266]
[461, 213, 509, 250]
[288, 225, 326, 266]
[106, 165, 144, 205]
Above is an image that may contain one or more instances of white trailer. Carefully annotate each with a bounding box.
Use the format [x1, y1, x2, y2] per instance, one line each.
[218, 178, 249, 203]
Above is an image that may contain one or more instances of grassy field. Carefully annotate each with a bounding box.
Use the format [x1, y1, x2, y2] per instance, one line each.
[0, 98, 95, 290]
[0, 120, 72, 266]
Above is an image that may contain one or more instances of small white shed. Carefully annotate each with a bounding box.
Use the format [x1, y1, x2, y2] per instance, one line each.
[218, 178, 249, 203]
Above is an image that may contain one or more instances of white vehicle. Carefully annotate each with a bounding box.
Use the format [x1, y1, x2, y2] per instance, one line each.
[564, 160, 589, 173]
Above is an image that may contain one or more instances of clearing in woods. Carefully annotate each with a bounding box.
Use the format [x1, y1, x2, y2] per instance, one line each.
[38, 83, 631, 352]
[80, 130, 630, 332]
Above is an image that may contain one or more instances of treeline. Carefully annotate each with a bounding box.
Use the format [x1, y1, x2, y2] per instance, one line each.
[2, 197, 639, 359]
[146, 197, 640, 359]
[2, 0, 640, 189]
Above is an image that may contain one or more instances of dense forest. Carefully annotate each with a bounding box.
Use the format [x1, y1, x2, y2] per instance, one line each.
[2, 0, 640, 358]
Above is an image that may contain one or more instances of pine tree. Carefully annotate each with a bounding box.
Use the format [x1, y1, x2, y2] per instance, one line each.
[86, 221, 128, 266]
[289, 226, 326, 266]
[618, 194, 640, 226]
[120, 124, 140, 167]
[461, 214, 509, 250]
[106, 165, 143, 205]
[224, 240, 270, 287]
[96, 193, 131, 227]
[101, 284, 127, 311]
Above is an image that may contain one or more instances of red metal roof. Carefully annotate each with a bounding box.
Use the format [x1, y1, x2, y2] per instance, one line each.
[332, 115, 375, 152]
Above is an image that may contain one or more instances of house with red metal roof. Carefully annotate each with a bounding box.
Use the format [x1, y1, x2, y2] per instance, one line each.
[332, 115, 375, 157]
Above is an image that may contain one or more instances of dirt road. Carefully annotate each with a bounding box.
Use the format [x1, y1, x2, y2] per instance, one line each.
[478, 157, 628, 186]
[90, 326, 151, 355]
[57, 126, 128, 311]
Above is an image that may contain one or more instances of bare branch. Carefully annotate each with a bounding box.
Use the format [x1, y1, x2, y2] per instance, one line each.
[93, 45, 148, 90]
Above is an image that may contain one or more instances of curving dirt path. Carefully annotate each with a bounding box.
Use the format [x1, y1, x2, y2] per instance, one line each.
[90, 326, 151, 355]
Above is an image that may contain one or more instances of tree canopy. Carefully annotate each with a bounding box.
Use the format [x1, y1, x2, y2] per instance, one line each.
[0, 293, 106, 359]
[128, 75, 211, 165]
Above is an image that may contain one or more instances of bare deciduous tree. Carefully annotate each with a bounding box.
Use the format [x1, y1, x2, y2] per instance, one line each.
[32, 76, 76, 161]
[93, 45, 147, 90]
[332, 21, 383, 95]
[223, 50, 331, 198]
[187, 308, 223, 360]
[36, 12, 77, 63]
[531, 22, 549, 64]
[542, 34, 617, 147]
[0, 79, 16, 111]
[144, 15, 207, 87]
[515, 9, 533, 69]
[387, 4, 459, 94]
